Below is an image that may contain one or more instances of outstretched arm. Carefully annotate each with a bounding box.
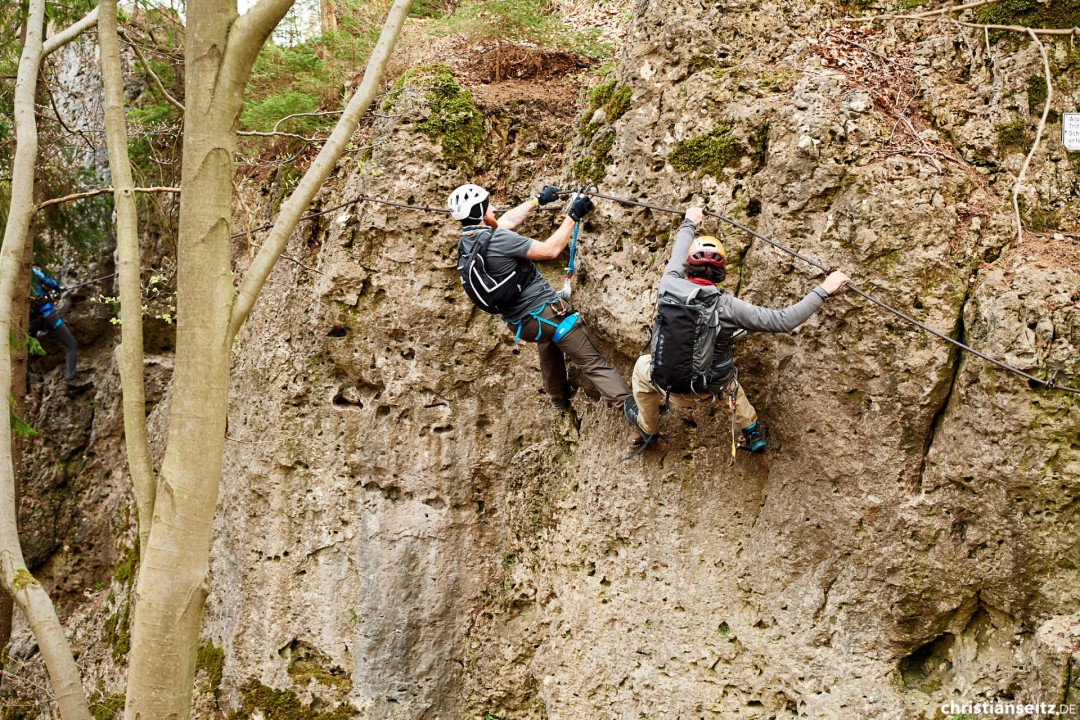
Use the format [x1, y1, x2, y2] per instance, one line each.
[498, 185, 561, 231]
[664, 206, 703, 277]
[525, 193, 594, 261]
[33, 267, 63, 291]
[496, 199, 538, 231]
[525, 217, 576, 261]
[726, 271, 849, 333]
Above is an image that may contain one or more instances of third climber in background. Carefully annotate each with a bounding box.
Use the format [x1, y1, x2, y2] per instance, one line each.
[30, 265, 94, 396]
[625, 206, 848, 456]
[450, 183, 632, 411]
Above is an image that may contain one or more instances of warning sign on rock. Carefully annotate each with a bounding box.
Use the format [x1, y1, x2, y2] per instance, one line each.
[1064, 113, 1080, 151]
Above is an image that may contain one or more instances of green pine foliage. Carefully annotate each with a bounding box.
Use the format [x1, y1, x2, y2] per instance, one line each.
[241, 1, 386, 134]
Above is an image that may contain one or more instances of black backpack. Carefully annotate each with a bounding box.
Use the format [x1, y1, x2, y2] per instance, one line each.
[456, 228, 530, 314]
[649, 290, 734, 394]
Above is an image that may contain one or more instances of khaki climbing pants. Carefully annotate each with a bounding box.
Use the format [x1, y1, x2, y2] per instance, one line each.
[510, 301, 632, 407]
[631, 354, 757, 436]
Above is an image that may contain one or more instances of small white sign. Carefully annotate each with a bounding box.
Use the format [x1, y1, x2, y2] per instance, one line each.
[1063, 113, 1080, 151]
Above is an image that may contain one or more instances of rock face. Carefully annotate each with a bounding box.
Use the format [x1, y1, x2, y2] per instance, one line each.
[5, 2, 1079, 719]
[203, 2, 1079, 718]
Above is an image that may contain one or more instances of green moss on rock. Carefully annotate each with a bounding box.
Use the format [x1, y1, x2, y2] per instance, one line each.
[105, 600, 132, 663]
[382, 65, 483, 169]
[197, 642, 226, 692]
[229, 679, 358, 720]
[286, 644, 352, 693]
[976, 0, 1080, 29]
[588, 79, 632, 122]
[572, 132, 616, 184]
[0, 703, 42, 720]
[577, 78, 633, 143]
[668, 123, 744, 177]
[90, 692, 125, 720]
[996, 119, 1031, 155]
[113, 539, 139, 586]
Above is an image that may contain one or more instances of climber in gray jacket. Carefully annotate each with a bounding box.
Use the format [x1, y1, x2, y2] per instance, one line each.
[625, 206, 849, 454]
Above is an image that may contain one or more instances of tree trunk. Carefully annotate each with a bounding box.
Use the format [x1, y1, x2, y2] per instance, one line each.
[123, 0, 257, 715]
[119, 0, 412, 715]
[320, 0, 338, 33]
[99, 0, 156, 555]
[0, 1, 92, 717]
[1, 232, 36, 657]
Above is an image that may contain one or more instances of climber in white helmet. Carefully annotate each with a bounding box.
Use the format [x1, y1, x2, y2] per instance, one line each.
[449, 183, 631, 411]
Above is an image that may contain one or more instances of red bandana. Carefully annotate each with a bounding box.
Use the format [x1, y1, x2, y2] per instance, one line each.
[687, 277, 717, 287]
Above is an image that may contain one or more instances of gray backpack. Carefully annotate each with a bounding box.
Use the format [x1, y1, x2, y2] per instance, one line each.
[649, 290, 734, 394]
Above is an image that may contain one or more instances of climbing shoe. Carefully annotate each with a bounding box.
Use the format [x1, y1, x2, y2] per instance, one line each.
[622, 398, 659, 460]
[66, 374, 94, 397]
[551, 384, 577, 410]
[739, 422, 766, 453]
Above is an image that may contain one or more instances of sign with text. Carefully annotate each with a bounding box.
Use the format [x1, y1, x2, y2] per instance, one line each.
[1064, 113, 1080, 151]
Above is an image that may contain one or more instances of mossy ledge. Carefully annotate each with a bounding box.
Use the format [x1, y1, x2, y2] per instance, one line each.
[574, 78, 633, 183]
[227, 679, 359, 720]
[382, 64, 483, 170]
[668, 123, 745, 177]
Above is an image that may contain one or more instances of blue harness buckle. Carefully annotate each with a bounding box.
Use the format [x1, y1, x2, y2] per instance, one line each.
[551, 312, 579, 342]
[508, 305, 580, 344]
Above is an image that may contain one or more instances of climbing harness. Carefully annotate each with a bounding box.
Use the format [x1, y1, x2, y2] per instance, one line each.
[232, 184, 1079, 396]
[509, 302, 580, 343]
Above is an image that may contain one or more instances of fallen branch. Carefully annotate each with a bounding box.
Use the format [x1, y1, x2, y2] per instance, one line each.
[843, 0, 1080, 36]
[1012, 28, 1053, 246]
[845, 0, 998, 22]
[36, 186, 180, 211]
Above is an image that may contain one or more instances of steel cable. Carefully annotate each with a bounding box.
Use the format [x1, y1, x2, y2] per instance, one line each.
[228, 186, 1078, 394]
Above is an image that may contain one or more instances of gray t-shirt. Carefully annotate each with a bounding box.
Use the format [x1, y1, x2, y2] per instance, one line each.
[458, 226, 559, 323]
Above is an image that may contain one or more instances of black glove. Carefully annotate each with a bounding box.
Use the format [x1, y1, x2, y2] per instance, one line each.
[534, 186, 560, 206]
[567, 195, 594, 222]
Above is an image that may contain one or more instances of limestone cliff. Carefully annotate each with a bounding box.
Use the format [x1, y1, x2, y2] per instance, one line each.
[4, 1, 1079, 718]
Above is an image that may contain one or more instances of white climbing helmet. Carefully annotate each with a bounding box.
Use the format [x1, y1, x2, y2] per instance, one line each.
[447, 184, 490, 221]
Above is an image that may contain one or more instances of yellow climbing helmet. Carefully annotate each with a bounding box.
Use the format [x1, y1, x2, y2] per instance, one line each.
[687, 236, 726, 269]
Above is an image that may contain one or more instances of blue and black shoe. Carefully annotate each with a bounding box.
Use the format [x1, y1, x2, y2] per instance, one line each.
[622, 398, 660, 461]
[739, 422, 766, 453]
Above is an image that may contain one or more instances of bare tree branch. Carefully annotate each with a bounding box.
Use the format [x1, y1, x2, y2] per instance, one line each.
[119, 28, 184, 113]
[101, 0, 160, 555]
[1011, 29, 1054, 247]
[229, 0, 414, 339]
[37, 186, 179, 211]
[272, 109, 343, 133]
[42, 6, 99, 58]
[224, 0, 296, 84]
[237, 129, 330, 141]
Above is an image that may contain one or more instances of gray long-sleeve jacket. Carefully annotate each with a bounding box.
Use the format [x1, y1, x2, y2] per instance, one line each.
[659, 219, 829, 334]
